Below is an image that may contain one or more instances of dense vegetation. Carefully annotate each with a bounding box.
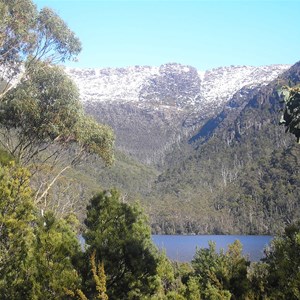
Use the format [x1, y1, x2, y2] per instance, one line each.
[145, 64, 300, 235]
[1, 0, 300, 299]
[1, 160, 300, 299]
[80, 63, 300, 235]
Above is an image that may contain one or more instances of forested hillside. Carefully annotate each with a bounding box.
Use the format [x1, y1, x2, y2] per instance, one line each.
[147, 63, 300, 234]
[71, 62, 300, 235]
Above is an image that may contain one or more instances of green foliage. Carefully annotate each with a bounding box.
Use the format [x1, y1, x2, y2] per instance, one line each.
[31, 211, 81, 299]
[90, 250, 108, 300]
[191, 240, 250, 300]
[0, 160, 299, 300]
[75, 115, 115, 165]
[0, 0, 37, 74]
[0, 163, 82, 299]
[0, 60, 114, 215]
[0, 61, 114, 166]
[263, 222, 300, 299]
[279, 85, 300, 143]
[82, 189, 159, 299]
[0, 0, 114, 221]
[0, 162, 36, 298]
[185, 277, 201, 300]
[246, 262, 269, 299]
[246, 222, 300, 299]
[35, 6, 81, 63]
[0, 148, 14, 165]
[153, 252, 188, 299]
[0, 61, 81, 144]
[0, 0, 81, 94]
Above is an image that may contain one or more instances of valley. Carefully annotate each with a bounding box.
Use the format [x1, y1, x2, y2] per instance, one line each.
[65, 62, 300, 235]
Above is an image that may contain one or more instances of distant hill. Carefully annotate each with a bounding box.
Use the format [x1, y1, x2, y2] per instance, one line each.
[65, 62, 300, 234]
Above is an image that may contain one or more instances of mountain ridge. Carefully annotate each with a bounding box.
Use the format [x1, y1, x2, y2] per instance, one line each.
[66, 62, 290, 165]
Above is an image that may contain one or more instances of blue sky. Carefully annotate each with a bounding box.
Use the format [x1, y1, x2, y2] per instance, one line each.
[35, 0, 300, 71]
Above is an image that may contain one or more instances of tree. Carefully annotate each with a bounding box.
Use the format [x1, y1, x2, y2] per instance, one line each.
[0, 162, 83, 299]
[0, 60, 114, 211]
[82, 189, 159, 300]
[279, 85, 300, 143]
[0, 60, 114, 165]
[185, 277, 201, 300]
[0, 162, 37, 299]
[263, 222, 300, 299]
[191, 240, 251, 300]
[0, 61, 82, 164]
[32, 211, 82, 299]
[153, 252, 188, 299]
[0, 0, 81, 98]
[0, 0, 114, 214]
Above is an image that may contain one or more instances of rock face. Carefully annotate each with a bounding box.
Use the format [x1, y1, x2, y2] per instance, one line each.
[139, 63, 201, 108]
[65, 63, 290, 164]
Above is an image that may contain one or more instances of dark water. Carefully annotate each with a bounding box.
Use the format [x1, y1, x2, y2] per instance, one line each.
[152, 235, 273, 262]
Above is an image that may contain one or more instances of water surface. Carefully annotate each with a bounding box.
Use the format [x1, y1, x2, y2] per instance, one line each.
[152, 235, 272, 262]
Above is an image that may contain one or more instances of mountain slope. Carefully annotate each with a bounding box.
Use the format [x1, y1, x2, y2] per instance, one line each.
[66, 63, 289, 165]
[149, 62, 300, 234]
[65, 62, 299, 234]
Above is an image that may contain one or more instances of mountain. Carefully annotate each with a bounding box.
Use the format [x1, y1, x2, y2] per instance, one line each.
[65, 62, 300, 235]
[66, 63, 289, 165]
[150, 62, 300, 235]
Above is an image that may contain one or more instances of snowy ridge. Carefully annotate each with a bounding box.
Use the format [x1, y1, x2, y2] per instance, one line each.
[199, 64, 290, 109]
[66, 63, 290, 112]
[66, 65, 159, 103]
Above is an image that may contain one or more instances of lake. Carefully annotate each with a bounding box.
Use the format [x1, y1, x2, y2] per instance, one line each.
[152, 235, 273, 262]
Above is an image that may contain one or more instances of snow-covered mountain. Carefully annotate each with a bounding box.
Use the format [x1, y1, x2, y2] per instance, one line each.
[65, 63, 290, 164]
[66, 63, 289, 108]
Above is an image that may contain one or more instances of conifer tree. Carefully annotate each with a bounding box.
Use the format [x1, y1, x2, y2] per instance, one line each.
[0, 162, 82, 299]
[82, 189, 159, 299]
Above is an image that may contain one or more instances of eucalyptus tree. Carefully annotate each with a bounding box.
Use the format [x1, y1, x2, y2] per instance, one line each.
[0, 0, 81, 98]
[0, 0, 114, 211]
[0, 61, 114, 166]
[0, 60, 114, 210]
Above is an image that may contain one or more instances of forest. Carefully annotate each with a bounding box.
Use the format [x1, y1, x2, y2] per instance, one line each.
[1, 0, 300, 299]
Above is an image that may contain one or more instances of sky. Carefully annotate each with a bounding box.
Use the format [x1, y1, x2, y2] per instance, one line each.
[34, 0, 300, 71]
